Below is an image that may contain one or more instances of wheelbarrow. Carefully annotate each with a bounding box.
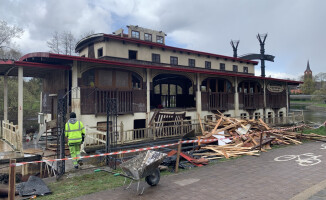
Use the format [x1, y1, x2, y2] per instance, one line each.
[95, 150, 167, 194]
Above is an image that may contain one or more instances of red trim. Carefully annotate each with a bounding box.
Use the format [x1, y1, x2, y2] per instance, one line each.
[103, 34, 259, 65]
[19, 52, 302, 84]
[19, 52, 50, 62]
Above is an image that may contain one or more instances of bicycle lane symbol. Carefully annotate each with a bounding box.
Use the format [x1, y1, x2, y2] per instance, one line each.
[274, 153, 322, 167]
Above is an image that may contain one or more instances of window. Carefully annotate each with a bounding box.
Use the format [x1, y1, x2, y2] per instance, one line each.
[170, 56, 178, 65]
[189, 59, 195, 67]
[220, 63, 225, 71]
[144, 33, 152, 41]
[240, 113, 247, 119]
[205, 61, 211, 69]
[233, 65, 238, 72]
[254, 112, 261, 120]
[156, 36, 163, 44]
[131, 30, 140, 39]
[243, 67, 248, 73]
[152, 53, 160, 63]
[97, 48, 103, 57]
[129, 50, 137, 60]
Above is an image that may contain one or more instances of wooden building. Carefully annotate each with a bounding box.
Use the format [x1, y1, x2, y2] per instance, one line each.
[0, 25, 301, 146]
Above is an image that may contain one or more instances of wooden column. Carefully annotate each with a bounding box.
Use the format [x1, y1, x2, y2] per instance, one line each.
[71, 61, 81, 116]
[18, 67, 23, 152]
[196, 73, 202, 117]
[175, 139, 182, 173]
[8, 159, 16, 200]
[286, 83, 289, 116]
[234, 77, 239, 117]
[4, 75, 8, 121]
[263, 79, 267, 120]
[146, 68, 151, 124]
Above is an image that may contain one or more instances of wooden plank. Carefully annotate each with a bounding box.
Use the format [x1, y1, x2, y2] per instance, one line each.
[210, 118, 223, 135]
[259, 118, 271, 130]
[8, 159, 16, 200]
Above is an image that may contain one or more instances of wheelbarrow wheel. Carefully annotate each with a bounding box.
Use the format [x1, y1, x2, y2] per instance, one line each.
[145, 168, 160, 186]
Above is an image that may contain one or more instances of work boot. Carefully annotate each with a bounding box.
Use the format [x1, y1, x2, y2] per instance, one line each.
[74, 165, 79, 169]
[78, 160, 83, 166]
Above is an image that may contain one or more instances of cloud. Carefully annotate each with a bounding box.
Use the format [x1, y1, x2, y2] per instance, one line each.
[0, 0, 325, 79]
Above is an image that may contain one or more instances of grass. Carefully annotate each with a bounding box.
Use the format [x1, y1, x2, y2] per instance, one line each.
[38, 171, 126, 200]
[302, 126, 326, 136]
[315, 103, 326, 108]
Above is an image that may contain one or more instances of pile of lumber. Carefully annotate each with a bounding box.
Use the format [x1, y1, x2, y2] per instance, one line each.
[196, 112, 303, 159]
[194, 145, 260, 160]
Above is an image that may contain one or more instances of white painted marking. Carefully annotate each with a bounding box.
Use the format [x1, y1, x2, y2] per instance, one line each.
[321, 144, 326, 149]
[174, 178, 200, 186]
[274, 153, 322, 166]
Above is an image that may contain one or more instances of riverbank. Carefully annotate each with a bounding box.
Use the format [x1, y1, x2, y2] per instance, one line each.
[305, 105, 326, 112]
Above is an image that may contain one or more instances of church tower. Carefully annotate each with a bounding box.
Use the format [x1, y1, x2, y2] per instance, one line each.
[304, 60, 312, 80]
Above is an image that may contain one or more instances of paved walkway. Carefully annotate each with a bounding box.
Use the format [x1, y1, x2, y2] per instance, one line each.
[75, 141, 326, 200]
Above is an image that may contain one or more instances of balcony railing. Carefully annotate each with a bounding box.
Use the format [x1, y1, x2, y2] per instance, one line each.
[239, 93, 264, 109]
[208, 92, 234, 110]
[81, 88, 134, 115]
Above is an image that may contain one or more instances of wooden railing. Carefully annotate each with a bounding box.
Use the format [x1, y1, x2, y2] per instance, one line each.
[239, 93, 264, 109]
[209, 92, 234, 110]
[266, 92, 287, 109]
[1, 120, 22, 151]
[83, 119, 203, 146]
[95, 90, 133, 115]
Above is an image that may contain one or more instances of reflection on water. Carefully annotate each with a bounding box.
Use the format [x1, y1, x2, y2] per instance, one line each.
[290, 104, 325, 125]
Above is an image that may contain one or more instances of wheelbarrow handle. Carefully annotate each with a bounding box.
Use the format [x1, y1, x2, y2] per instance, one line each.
[94, 169, 137, 181]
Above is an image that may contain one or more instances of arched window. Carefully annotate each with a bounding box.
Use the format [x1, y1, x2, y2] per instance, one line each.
[151, 74, 194, 108]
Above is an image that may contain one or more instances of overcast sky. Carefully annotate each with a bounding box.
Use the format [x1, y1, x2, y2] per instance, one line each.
[0, 0, 325, 80]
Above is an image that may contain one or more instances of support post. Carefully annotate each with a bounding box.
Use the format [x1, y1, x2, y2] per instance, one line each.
[259, 132, 263, 152]
[8, 159, 16, 200]
[18, 67, 23, 152]
[120, 121, 124, 144]
[4, 75, 8, 121]
[196, 73, 202, 117]
[175, 139, 182, 173]
[263, 79, 267, 121]
[71, 61, 81, 116]
[146, 68, 151, 125]
[234, 77, 239, 117]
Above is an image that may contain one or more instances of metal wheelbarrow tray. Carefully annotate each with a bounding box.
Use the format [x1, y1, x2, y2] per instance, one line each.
[120, 150, 167, 186]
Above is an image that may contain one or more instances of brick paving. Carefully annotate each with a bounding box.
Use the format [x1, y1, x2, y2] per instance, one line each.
[75, 141, 326, 200]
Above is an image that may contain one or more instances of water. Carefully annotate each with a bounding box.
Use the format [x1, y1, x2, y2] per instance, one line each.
[290, 104, 326, 125]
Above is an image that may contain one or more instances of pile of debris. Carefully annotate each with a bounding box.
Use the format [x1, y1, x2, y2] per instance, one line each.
[194, 113, 304, 160]
[161, 114, 311, 170]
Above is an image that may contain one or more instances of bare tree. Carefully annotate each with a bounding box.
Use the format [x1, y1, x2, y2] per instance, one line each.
[60, 31, 76, 55]
[0, 48, 22, 60]
[47, 30, 96, 55]
[47, 31, 61, 54]
[0, 20, 24, 48]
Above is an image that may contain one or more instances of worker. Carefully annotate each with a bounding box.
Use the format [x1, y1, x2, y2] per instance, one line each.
[65, 112, 85, 169]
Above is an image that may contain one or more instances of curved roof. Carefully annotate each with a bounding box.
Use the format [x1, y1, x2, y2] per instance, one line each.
[75, 33, 258, 65]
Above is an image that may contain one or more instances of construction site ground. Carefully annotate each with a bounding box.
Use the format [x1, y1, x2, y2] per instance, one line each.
[70, 141, 326, 200]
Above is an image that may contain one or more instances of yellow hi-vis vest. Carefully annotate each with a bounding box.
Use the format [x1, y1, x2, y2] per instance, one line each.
[65, 120, 85, 144]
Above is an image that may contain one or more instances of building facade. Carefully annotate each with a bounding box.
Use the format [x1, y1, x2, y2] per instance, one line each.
[16, 25, 300, 132]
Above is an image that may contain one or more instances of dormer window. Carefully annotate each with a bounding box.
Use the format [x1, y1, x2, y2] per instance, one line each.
[132, 31, 140, 39]
[144, 33, 152, 42]
[97, 48, 103, 58]
[156, 36, 163, 44]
